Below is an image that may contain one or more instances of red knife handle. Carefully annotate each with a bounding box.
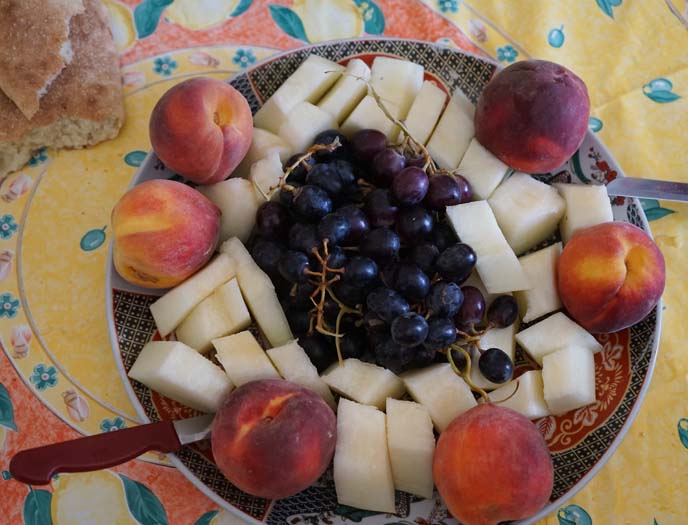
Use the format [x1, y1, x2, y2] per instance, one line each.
[9, 420, 181, 485]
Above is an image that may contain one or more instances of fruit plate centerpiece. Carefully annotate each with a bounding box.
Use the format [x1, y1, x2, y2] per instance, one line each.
[109, 38, 661, 525]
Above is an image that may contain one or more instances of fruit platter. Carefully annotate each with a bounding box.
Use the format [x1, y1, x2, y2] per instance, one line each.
[105, 39, 663, 525]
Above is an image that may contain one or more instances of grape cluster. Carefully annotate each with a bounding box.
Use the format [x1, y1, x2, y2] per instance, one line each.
[249, 128, 517, 391]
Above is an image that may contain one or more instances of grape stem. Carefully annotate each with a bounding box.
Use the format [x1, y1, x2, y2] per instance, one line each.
[447, 344, 490, 404]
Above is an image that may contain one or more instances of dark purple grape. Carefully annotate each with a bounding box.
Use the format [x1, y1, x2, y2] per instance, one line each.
[323, 298, 340, 326]
[317, 213, 351, 245]
[436, 243, 476, 284]
[278, 251, 310, 283]
[332, 280, 365, 308]
[486, 295, 519, 328]
[454, 174, 473, 203]
[293, 185, 333, 221]
[255, 202, 291, 240]
[391, 167, 429, 206]
[306, 163, 345, 196]
[430, 223, 457, 252]
[327, 160, 357, 186]
[343, 256, 378, 287]
[284, 153, 314, 184]
[311, 245, 347, 273]
[424, 317, 457, 350]
[286, 281, 318, 309]
[284, 307, 311, 336]
[425, 175, 462, 210]
[372, 148, 405, 186]
[363, 189, 398, 228]
[411, 346, 436, 368]
[337, 205, 369, 244]
[339, 316, 367, 359]
[388, 263, 430, 302]
[391, 312, 428, 347]
[299, 333, 336, 372]
[478, 348, 514, 384]
[288, 222, 319, 254]
[427, 281, 464, 317]
[360, 228, 400, 264]
[366, 287, 409, 323]
[351, 129, 388, 162]
[405, 154, 426, 168]
[454, 286, 486, 328]
[313, 129, 352, 162]
[374, 336, 415, 373]
[279, 183, 300, 208]
[395, 206, 433, 243]
[250, 238, 284, 278]
[411, 243, 440, 275]
[449, 348, 468, 371]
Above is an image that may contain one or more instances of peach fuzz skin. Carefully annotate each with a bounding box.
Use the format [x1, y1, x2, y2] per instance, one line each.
[149, 77, 253, 185]
[558, 222, 665, 333]
[211, 379, 336, 500]
[475, 60, 590, 173]
[433, 404, 553, 525]
[112, 179, 220, 289]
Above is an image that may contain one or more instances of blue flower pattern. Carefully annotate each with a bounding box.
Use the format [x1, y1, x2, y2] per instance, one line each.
[0, 292, 19, 318]
[232, 48, 256, 69]
[100, 416, 127, 432]
[0, 214, 18, 240]
[28, 148, 47, 167]
[29, 364, 58, 391]
[153, 56, 178, 76]
[438, 0, 458, 13]
[497, 45, 519, 63]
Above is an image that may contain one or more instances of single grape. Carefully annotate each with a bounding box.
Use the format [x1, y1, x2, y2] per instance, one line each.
[424, 317, 458, 350]
[293, 185, 333, 221]
[250, 238, 284, 278]
[343, 256, 378, 287]
[317, 213, 351, 245]
[331, 280, 365, 308]
[288, 222, 319, 254]
[255, 202, 291, 240]
[323, 298, 340, 326]
[372, 148, 405, 186]
[411, 243, 440, 275]
[391, 312, 429, 347]
[339, 316, 367, 359]
[286, 281, 318, 309]
[395, 206, 434, 243]
[449, 348, 468, 371]
[337, 204, 370, 244]
[427, 281, 464, 317]
[279, 183, 300, 208]
[374, 336, 415, 374]
[429, 223, 457, 252]
[278, 251, 310, 283]
[363, 188, 398, 228]
[453, 174, 473, 203]
[388, 263, 430, 302]
[306, 163, 345, 196]
[366, 287, 410, 323]
[313, 129, 352, 162]
[391, 167, 429, 206]
[351, 129, 388, 162]
[299, 333, 336, 373]
[424, 175, 462, 210]
[327, 159, 357, 186]
[478, 348, 514, 384]
[454, 286, 486, 329]
[360, 228, 400, 263]
[436, 243, 477, 284]
[411, 345, 437, 368]
[283, 153, 314, 184]
[486, 295, 519, 328]
[284, 307, 311, 336]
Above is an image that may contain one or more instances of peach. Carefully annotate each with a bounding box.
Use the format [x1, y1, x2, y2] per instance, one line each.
[433, 404, 553, 525]
[149, 77, 253, 185]
[557, 221, 665, 333]
[475, 60, 590, 173]
[211, 378, 336, 500]
[112, 179, 221, 288]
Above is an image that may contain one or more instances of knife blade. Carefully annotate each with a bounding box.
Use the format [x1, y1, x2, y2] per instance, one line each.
[606, 178, 688, 202]
[9, 414, 214, 485]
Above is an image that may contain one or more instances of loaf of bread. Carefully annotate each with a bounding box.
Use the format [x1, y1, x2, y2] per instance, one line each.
[0, 0, 124, 177]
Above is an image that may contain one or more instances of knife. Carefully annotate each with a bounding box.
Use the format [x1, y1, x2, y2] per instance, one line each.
[606, 177, 688, 202]
[8, 414, 214, 485]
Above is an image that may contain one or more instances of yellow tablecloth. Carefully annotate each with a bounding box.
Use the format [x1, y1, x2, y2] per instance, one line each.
[1, 1, 686, 524]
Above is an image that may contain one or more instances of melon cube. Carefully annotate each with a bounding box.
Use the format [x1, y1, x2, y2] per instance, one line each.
[198, 178, 261, 243]
[321, 358, 405, 410]
[340, 95, 401, 139]
[542, 345, 597, 415]
[386, 398, 435, 499]
[279, 102, 337, 154]
[249, 151, 283, 200]
[213, 330, 280, 387]
[456, 138, 509, 200]
[402, 80, 447, 144]
[488, 173, 566, 255]
[370, 56, 424, 119]
[233, 127, 291, 179]
[488, 370, 550, 420]
[426, 93, 475, 170]
[128, 341, 233, 413]
[514, 243, 562, 323]
[553, 183, 613, 243]
[318, 58, 371, 124]
[401, 363, 477, 432]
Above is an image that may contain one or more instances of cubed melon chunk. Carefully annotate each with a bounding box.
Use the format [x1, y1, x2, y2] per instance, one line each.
[318, 58, 370, 124]
[542, 345, 597, 415]
[267, 341, 335, 409]
[220, 238, 293, 347]
[426, 93, 475, 170]
[456, 138, 509, 200]
[213, 330, 280, 387]
[279, 102, 337, 154]
[333, 399, 396, 513]
[129, 341, 233, 413]
[488, 173, 566, 255]
[402, 80, 447, 144]
[198, 178, 261, 243]
[514, 243, 562, 323]
[176, 278, 251, 353]
[515, 312, 603, 365]
[340, 95, 401, 139]
[233, 127, 291, 179]
[249, 151, 283, 200]
[321, 358, 405, 410]
[150, 254, 236, 337]
[385, 398, 435, 499]
[553, 183, 613, 243]
[446, 201, 530, 293]
[370, 56, 424, 119]
[488, 370, 550, 420]
[401, 363, 477, 432]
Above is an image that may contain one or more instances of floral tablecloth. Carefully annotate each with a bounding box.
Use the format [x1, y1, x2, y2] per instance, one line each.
[1, 1, 687, 524]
